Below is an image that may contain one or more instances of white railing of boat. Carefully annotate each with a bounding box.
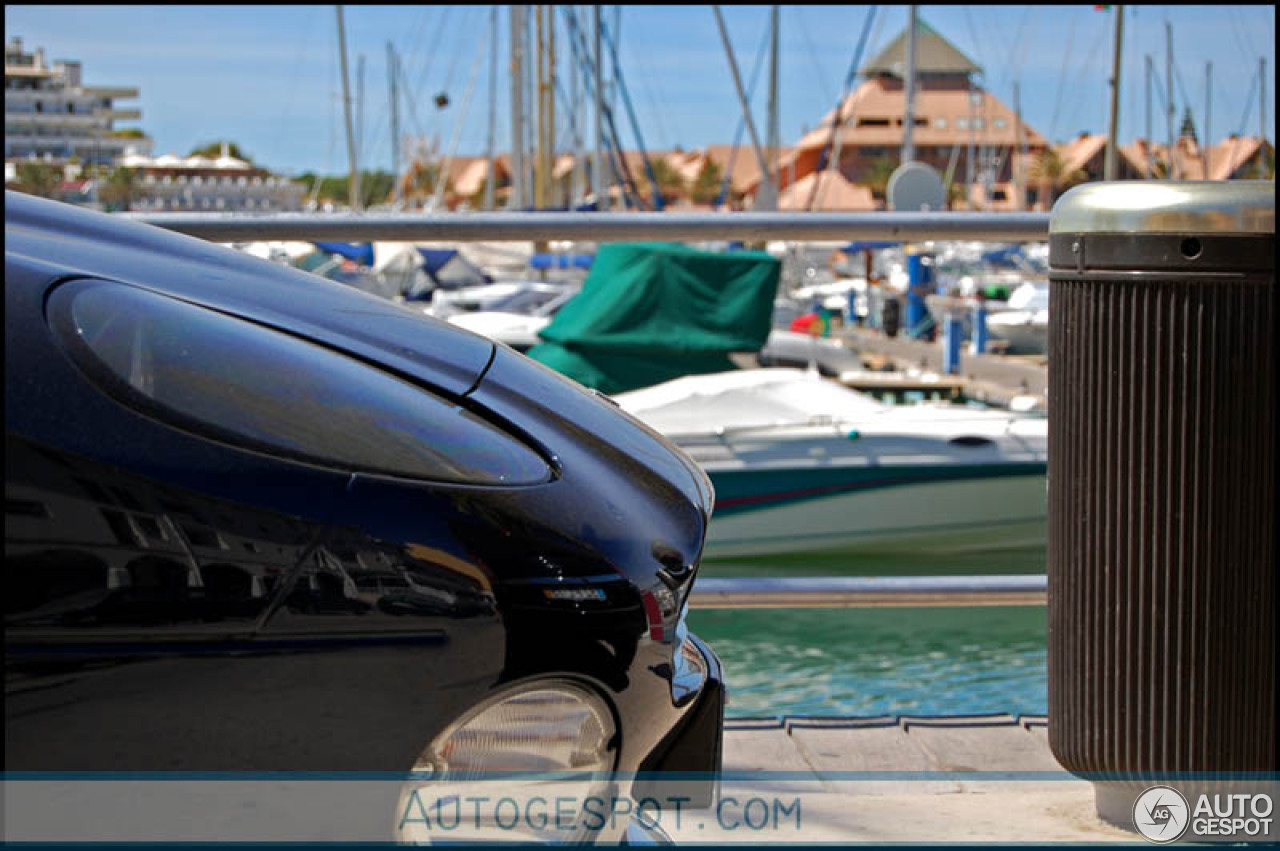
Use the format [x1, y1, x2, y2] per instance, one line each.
[122, 210, 1050, 609]
[688, 575, 1046, 609]
[123, 211, 1050, 243]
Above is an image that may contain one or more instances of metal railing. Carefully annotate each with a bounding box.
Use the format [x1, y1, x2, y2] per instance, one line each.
[125, 210, 1051, 244]
[688, 575, 1046, 609]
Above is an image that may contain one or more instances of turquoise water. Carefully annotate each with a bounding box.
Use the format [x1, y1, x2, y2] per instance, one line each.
[687, 606, 1047, 718]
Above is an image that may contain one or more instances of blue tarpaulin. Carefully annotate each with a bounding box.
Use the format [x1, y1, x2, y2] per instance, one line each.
[529, 253, 594, 270]
[416, 248, 459, 275]
[843, 241, 900, 254]
[312, 241, 374, 266]
[981, 246, 1024, 268]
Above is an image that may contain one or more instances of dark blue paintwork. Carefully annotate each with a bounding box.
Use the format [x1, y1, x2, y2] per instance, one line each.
[4, 193, 722, 799]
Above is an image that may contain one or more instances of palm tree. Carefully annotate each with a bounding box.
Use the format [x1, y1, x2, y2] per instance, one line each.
[14, 162, 61, 199]
[860, 157, 897, 203]
[1030, 150, 1087, 204]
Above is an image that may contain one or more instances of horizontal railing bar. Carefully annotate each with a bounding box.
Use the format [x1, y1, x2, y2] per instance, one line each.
[688, 575, 1046, 609]
[121, 211, 1051, 244]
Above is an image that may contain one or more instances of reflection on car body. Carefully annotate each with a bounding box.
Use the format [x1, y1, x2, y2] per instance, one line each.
[4, 191, 724, 844]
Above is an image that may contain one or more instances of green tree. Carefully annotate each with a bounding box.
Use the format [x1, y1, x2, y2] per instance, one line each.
[188, 140, 253, 163]
[860, 157, 897, 201]
[13, 162, 61, 198]
[1178, 107, 1198, 143]
[635, 158, 686, 205]
[110, 128, 147, 139]
[689, 158, 724, 205]
[98, 166, 140, 211]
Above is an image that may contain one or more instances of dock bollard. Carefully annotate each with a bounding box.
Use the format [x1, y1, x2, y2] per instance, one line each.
[941, 308, 964, 375]
[970, 298, 988, 355]
[904, 248, 934, 339]
[1047, 182, 1276, 835]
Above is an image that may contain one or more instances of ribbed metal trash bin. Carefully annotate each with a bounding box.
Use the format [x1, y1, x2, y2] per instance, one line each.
[1047, 182, 1275, 829]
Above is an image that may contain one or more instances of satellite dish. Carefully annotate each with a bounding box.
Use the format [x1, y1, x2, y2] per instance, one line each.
[887, 161, 945, 211]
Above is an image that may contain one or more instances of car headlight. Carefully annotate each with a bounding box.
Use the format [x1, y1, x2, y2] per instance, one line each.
[48, 280, 550, 485]
[397, 679, 619, 843]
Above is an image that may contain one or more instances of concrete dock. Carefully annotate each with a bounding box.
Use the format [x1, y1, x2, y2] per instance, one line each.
[661, 715, 1137, 843]
[842, 327, 1049, 411]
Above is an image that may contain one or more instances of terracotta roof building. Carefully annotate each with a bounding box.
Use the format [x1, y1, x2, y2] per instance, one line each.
[747, 17, 1049, 210]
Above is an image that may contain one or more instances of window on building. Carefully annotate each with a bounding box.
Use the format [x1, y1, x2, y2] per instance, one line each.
[857, 118, 892, 128]
[993, 118, 1007, 129]
[934, 118, 948, 129]
[972, 118, 985, 130]
[956, 118, 969, 129]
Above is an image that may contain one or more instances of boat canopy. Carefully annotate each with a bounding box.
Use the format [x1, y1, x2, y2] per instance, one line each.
[616, 368, 885, 435]
[528, 242, 781, 394]
[311, 241, 374, 266]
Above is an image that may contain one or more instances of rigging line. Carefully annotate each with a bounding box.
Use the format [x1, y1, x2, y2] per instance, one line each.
[408, 5, 453, 121]
[559, 7, 646, 207]
[716, 15, 773, 208]
[1047, 7, 1080, 144]
[364, 8, 447, 175]
[992, 5, 1035, 103]
[1226, 6, 1260, 67]
[807, 4, 878, 212]
[438, 4, 477, 98]
[961, 6, 989, 81]
[1221, 67, 1260, 177]
[429, 38, 486, 212]
[272, 7, 320, 156]
[616, 11, 675, 152]
[792, 6, 836, 109]
[1059, 14, 1109, 141]
[600, 13, 665, 210]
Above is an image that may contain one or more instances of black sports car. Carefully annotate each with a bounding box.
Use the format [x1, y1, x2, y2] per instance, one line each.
[4, 191, 724, 844]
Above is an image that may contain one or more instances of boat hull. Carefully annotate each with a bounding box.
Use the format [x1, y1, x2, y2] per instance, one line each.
[700, 467, 1046, 572]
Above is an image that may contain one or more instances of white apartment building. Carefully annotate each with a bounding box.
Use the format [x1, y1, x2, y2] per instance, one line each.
[121, 146, 307, 212]
[5, 36, 152, 167]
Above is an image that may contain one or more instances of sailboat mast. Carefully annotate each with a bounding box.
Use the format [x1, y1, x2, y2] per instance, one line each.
[510, 5, 525, 209]
[1145, 54, 1152, 178]
[1013, 80, 1024, 210]
[593, 5, 607, 210]
[388, 42, 400, 206]
[1166, 20, 1175, 178]
[1203, 62, 1211, 179]
[484, 6, 497, 210]
[902, 5, 918, 164]
[356, 53, 365, 193]
[764, 4, 780, 209]
[1260, 58, 1267, 179]
[1104, 5, 1123, 181]
[336, 5, 360, 210]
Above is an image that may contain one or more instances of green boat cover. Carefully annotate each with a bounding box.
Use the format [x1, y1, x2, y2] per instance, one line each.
[527, 242, 781, 394]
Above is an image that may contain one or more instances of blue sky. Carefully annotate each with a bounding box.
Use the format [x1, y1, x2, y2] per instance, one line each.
[5, 5, 1275, 176]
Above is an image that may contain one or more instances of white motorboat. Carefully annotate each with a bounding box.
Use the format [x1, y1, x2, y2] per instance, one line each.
[986, 281, 1050, 355]
[615, 368, 1047, 569]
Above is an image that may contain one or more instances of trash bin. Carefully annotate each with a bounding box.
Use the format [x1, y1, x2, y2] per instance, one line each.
[1047, 181, 1275, 831]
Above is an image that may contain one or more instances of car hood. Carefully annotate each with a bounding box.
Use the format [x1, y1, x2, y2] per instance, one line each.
[4, 192, 494, 396]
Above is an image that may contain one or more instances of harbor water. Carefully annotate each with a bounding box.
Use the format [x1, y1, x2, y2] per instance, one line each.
[687, 605, 1047, 719]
